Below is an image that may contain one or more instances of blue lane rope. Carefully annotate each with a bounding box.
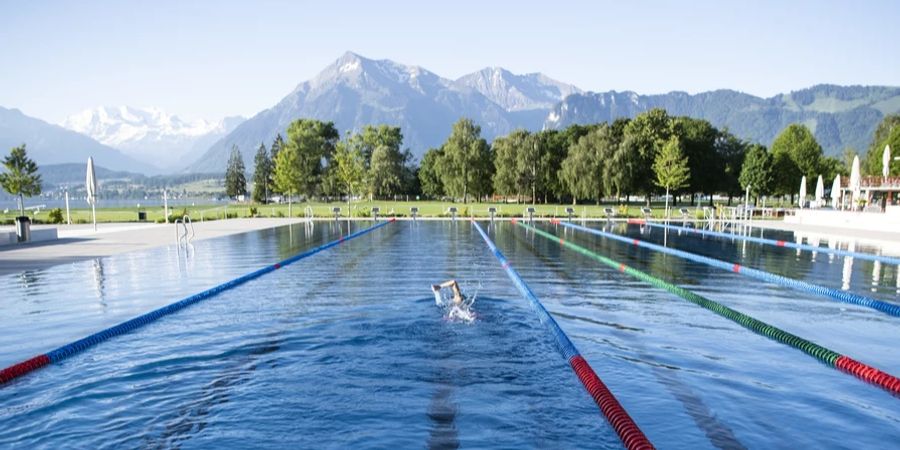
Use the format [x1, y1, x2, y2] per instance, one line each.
[558, 221, 900, 317]
[2, 219, 396, 384]
[471, 220, 654, 449]
[632, 219, 900, 266]
[472, 221, 578, 360]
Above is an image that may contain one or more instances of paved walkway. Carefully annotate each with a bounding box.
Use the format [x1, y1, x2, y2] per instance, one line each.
[0, 218, 305, 275]
[749, 219, 900, 246]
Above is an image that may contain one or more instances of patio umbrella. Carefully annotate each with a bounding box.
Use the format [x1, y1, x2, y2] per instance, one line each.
[884, 144, 892, 178]
[830, 174, 841, 208]
[798, 175, 807, 208]
[850, 155, 861, 210]
[814, 175, 824, 208]
[86, 156, 97, 231]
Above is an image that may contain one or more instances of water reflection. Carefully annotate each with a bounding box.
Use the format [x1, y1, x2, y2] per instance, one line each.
[18, 270, 41, 293]
[842, 241, 856, 290]
[871, 261, 881, 293]
[91, 258, 107, 307]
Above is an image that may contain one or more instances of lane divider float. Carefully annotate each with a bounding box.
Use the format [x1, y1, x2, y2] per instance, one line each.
[626, 219, 900, 266]
[0, 219, 396, 386]
[472, 220, 654, 449]
[521, 222, 900, 396]
[558, 221, 900, 317]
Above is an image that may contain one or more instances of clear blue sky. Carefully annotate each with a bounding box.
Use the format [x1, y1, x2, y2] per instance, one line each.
[1, 0, 897, 124]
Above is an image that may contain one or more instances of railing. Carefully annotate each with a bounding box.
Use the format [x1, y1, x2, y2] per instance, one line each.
[174, 215, 195, 246]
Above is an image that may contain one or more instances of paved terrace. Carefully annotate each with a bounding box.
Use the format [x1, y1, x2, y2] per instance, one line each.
[0, 218, 305, 275]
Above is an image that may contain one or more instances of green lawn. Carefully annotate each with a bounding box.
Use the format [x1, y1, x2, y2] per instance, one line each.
[2, 199, 777, 224]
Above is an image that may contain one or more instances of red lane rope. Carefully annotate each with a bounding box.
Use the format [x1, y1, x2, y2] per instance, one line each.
[835, 356, 900, 395]
[570, 355, 654, 450]
[0, 355, 50, 384]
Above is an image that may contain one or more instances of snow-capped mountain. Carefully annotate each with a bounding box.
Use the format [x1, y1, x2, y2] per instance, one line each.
[456, 67, 582, 111]
[0, 106, 156, 173]
[62, 106, 244, 170]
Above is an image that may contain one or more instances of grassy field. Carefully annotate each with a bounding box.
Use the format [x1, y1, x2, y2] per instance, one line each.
[1, 199, 775, 224]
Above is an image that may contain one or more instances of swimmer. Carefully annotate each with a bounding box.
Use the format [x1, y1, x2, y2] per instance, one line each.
[431, 280, 465, 306]
[432, 279, 476, 322]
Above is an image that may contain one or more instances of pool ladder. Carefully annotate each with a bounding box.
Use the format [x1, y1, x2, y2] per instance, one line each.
[174, 215, 195, 245]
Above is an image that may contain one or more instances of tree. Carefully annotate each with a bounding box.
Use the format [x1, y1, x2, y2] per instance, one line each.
[225, 145, 247, 198]
[715, 131, 749, 203]
[283, 119, 339, 199]
[252, 142, 272, 203]
[399, 149, 420, 197]
[652, 136, 690, 217]
[492, 129, 529, 201]
[771, 124, 823, 182]
[440, 118, 490, 203]
[273, 144, 302, 216]
[739, 144, 774, 203]
[469, 140, 494, 201]
[351, 125, 404, 167]
[418, 148, 444, 198]
[863, 114, 900, 176]
[368, 144, 405, 198]
[559, 130, 600, 204]
[671, 117, 721, 200]
[622, 108, 673, 199]
[333, 140, 366, 211]
[771, 151, 801, 202]
[518, 132, 541, 204]
[0, 144, 42, 216]
[535, 129, 569, 203]
[268, 134, 285, 194]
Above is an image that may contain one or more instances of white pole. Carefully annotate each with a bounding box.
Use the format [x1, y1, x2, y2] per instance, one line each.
[164, 190, 169, 223]
[92, 202, 96, 231]
[664, 186, 670, 221]
[744, 184, 751, 221]
[65, 188, 71, 225]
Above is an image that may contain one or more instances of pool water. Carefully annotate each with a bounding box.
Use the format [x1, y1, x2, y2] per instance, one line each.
[1, 220, 898, 448]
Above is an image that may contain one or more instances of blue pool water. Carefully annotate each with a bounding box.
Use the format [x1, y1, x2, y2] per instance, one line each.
[1, 220, 898, 448]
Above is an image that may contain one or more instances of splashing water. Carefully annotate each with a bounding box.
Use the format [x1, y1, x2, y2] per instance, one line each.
[433, 284, 477, 323]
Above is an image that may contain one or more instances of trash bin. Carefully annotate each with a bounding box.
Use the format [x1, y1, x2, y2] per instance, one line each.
[137, 211, 147, 221]
[15, 216, 31, 242]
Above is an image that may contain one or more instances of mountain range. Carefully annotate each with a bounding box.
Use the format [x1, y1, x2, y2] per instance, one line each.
[544, 86, 900, 157]
[2, 51, 899, 175]
[187, 52, 561, 172]
[62, 106, 244, 171]
[0, 106, 156, 173]
[189, 52, 900, 172]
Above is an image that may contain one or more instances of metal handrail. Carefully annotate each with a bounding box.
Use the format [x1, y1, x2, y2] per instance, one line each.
[184, 215, 195, 242]
[174, 218, 184, 244]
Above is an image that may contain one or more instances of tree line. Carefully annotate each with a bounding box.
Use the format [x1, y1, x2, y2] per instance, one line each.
[223, 110, 900, 206]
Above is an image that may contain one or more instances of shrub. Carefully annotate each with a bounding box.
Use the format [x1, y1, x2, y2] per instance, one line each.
[355, 207, 371, 218]
[249, 207, 258, 217]
[276, 210, 285, 218]
[48, 208, 64, 224]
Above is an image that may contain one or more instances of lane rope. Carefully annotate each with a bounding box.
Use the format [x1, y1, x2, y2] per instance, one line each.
[556, 220, 900, 317]
[627, 219, 900, 266]
[0, 219, 396, 386]
[522, 222, 900, 396]
[472, 220, 654, 449]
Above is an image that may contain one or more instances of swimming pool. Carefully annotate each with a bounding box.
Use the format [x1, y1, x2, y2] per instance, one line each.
[1, 220, 897, 448]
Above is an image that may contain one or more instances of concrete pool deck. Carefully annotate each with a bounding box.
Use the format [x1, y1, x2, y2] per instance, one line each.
[0, 218, 305, 275]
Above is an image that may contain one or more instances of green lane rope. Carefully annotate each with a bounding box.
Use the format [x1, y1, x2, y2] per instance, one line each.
[517, 221, 900, 395]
